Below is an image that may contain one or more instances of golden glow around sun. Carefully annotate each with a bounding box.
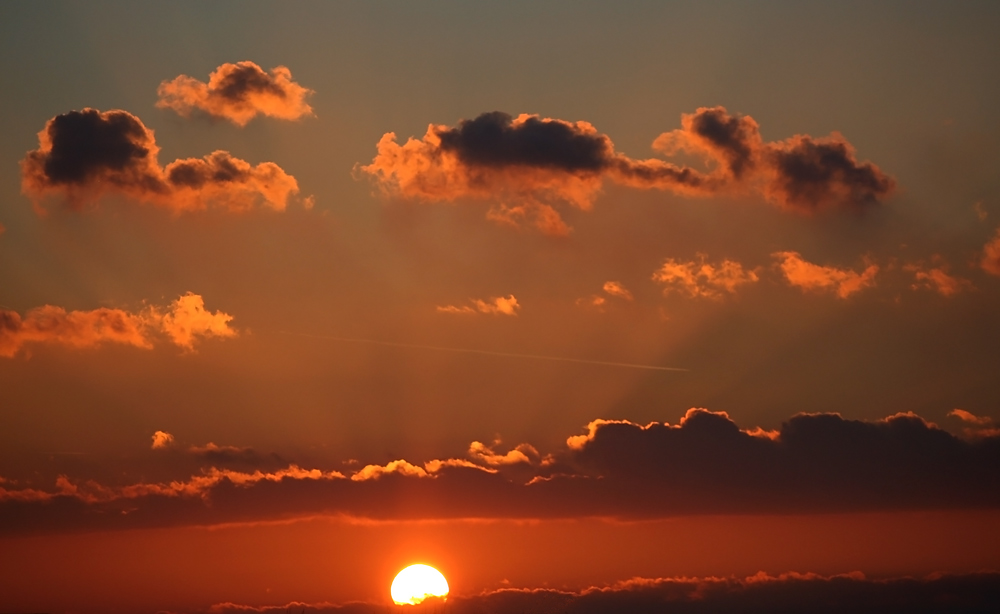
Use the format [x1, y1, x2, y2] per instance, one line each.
[390, 564, 450, 605]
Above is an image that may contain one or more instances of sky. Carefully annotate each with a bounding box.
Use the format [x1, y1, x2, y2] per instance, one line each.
[1, 1, 1000, 612]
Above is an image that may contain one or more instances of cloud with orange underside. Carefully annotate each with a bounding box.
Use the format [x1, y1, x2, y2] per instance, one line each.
[982, 227, 1000, 276]
[157, 61, 313, 126]
[652, 255, 759, 299]
[905, 260, 972, 296]
[21, 108, 300, 212]
[437, 295, 520, 315]
[0, 292, 236, 358]
[773, 251, 878, 298]
[360, 107, 894, 234]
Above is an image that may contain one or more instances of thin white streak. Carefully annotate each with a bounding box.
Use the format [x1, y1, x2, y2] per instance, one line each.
[273, 331, 688, 372]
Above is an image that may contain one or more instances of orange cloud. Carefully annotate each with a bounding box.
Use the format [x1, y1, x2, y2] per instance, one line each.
[905, 261, 972, 296]
[361, 108, 894, 234]
[350, 460, 429, 482]
[602, 281, 633, 300]
[982, 227, 1000, 276]
[652, 255, 759, 298]
[437, 295, 520, 315]
[0, 293, 236, 358]
[157, 61, 313, 126]
[155, 292, 237, 350]
[773, 251, 878, 298]
[948, 409, 1000, 439]
[21, 108, 299, 212]
[151, 431, 175, 450]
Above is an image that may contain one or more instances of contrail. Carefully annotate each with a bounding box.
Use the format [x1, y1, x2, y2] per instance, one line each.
[273, 330, 688, 372]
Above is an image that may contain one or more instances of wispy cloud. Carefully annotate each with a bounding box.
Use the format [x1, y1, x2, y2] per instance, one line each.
[652, 255, 759, 298]
[437, 295, 520, 315]
[773, 251, 878, 298]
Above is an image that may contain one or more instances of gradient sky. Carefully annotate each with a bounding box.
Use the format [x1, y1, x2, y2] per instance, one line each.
[2, 2, 1000, 613]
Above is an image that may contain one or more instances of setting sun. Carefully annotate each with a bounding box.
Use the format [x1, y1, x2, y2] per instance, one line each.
[390, 564, 449, 606]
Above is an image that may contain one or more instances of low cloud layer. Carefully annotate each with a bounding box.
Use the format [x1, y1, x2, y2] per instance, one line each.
[361, 107, 895, 234]
[157, 61, 314, 126]
[21, 108, 299, 211]
[0, 292, 235, 358]
[2, 409, 997, 534]
[773, 251, 879, 298]
[209, 572, 1000, 614]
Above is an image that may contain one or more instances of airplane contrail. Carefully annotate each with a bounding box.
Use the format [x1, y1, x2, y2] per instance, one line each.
[273, 330, 689, 372]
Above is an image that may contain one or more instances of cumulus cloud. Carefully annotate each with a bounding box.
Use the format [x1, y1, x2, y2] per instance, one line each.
[652, 255, 759, 298]
[21, 108, 299, 212]
[360, 107, 894, 233]
[151, 431, 175, 450]
[905, 261, 972, 296]
[949, 409, 1000, 439]
[157, 61, 314, 126]
[0, 293, 236, 358]
[773, 251, 878, 298]
[982, 228, 1000, 276]
[437, 295, 520, 315]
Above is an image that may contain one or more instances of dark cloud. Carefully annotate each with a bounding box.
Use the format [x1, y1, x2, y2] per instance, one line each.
[208, 572, 1000, 614]
[2, 410, 997, 535]
[362, 107, 895, 234]
[21, 108, 300, 212]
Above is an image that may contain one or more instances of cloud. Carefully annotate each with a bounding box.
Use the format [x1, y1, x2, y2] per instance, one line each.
[207, 572, 1000, 614]
[3, 409, 998, 534]
[157, 61, 313, 126]
[905, 261, 973, 296]
[982, 227, 1000, 276]
[437, 295, 520, 315]
[21, 108, 299, 212]
[601, 281, 633, 300]
[773, 251, 878, 298]
[155, 292, 237, 350]
[0, 293, 236, 358]
[949, 409, 1000, 439]
[360, 107, 894, 233]
[151, 431, 175, 450]
[652, 255, 759, 298]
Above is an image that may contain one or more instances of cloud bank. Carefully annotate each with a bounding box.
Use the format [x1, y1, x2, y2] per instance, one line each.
[361, 107, 895, 234]
[157, 61, 314, 126]
[21, 108, 299, 211]
[2, 409, 997, 534]
[208, 572, 1000, 614]
[0, 292, 236, 357]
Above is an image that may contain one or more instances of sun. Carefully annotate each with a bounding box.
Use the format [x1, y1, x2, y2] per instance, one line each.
[390, 564, 450, 605]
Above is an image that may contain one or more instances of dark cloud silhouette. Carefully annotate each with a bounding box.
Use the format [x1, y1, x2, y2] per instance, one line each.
[208, 572, 1000, 614]
[2, 409, 997, 535]
[21, 108, 300, 211]
[361, 107, 894, 233]
[157, 61, 314, 126]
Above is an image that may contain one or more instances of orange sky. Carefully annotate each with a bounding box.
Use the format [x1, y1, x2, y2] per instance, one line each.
[1, 2, 1000, 613]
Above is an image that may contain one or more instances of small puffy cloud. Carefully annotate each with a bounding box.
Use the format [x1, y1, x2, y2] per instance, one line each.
[157, 61, 313, 126]
[905, 261, 972, 296]
[361, 107, 894, 234]
[602, 281, 633, 301]
[437, 295, 520, 315]
[773, 251, 878, 298]
[981, 227, 1000, 276]
[0, 293, 235, 358]
[21, 108, 299, 212]
[151, 431, 175, 449]
[652, 255, 759, 299]
[155, 292, 237, 350]
[350, 460, 429, 482]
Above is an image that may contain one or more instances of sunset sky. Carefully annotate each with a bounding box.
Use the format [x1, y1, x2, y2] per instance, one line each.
[2, 2, 1000, 613]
